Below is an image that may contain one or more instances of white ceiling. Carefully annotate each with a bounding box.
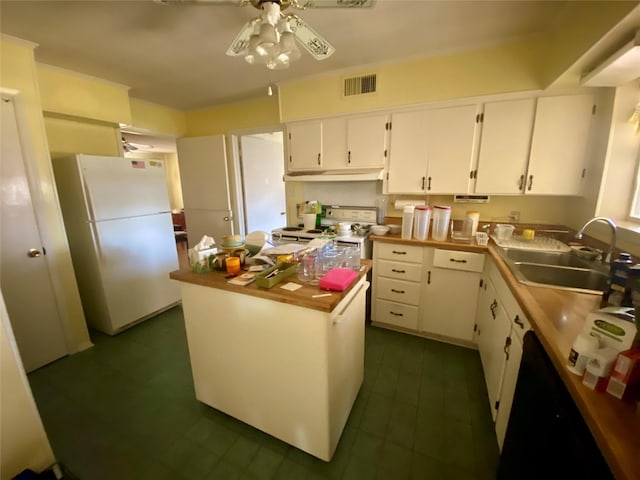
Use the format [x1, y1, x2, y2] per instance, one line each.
[0, 0, 584, 111]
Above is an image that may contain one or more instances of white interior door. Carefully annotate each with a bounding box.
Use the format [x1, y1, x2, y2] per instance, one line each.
[240, 133, 286, 234]
[0, 93, 68, 372]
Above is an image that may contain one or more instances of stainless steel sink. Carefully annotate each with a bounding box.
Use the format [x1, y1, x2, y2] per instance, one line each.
[496, 247, 610, 294]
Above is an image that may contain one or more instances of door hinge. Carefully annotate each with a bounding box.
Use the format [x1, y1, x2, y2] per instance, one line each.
[495, 400, 500, 411]
[479, 278, 483, 288]
[473, 323, 477, 332]
[384, 149, 387, 158]
[386, 171, 389, 180]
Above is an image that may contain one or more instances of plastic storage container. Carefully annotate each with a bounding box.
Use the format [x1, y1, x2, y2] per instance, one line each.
[431, 205, 451, 241]
[463, 211, 480, 237]
[413, 206, 432, 241]
[401, 205, 415, 239]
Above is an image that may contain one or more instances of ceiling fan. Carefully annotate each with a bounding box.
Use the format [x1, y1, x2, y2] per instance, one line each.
[155, 0, 375, 69]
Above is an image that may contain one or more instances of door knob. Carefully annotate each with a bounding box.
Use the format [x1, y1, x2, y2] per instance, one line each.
[223, 216, 230, 221]
[28, 248, 42, 257]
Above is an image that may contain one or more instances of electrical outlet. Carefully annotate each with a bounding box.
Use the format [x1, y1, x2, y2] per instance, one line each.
[509, 211, 520, 222]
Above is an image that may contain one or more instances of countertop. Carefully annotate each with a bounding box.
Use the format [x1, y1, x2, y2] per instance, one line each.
[169, 259, 372, 313]
[371, 233, 640, 480]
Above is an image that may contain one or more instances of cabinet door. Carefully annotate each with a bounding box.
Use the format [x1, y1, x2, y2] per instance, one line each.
[526, 94, 594, 195]
[475, 99, 535, 194]
[424, 104, 480, 194]
[347, 115, 387, 168]
[386, 110, 428, 193]
[475, 277, 511, 421]
[495, 331, 523, 451]
[287, 122, 322, 171]
[422, 268, 480, 342]
[322, 117, 348, 170]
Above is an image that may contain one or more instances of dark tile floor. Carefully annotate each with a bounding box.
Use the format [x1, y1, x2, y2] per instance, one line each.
[28, 306, 499, 479]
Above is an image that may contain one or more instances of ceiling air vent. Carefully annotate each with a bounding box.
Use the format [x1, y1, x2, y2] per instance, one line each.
[344, 74, 377, 97]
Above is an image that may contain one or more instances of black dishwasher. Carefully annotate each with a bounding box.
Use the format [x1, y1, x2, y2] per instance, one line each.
[497, 330, 614, 480]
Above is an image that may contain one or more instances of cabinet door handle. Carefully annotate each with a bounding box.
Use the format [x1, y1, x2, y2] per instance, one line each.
[427, 271, 431, 284]
[503, 336, 512, 361]
[514, 315, 524, 329]
[391, 269, 406, 273]
[449, 258, 467, 264]
[391, 250, 407, 255]
[490, 299, 497, 319]
[427, 176, 432, 190]
[527, 174, 533, 191]
[390, 311, 404, 317]
[421, 176, 426, 190]
[518, 174, 524, 191]
[348, 151, 351, 164]
[317, 153, 321, 165]
[391, 288, 405, 294]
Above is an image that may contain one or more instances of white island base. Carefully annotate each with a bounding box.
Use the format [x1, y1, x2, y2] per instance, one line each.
[177, 277, 369, 461]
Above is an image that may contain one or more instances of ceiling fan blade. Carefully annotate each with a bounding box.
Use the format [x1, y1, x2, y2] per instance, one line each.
[287, 14, 335, 60]
[226, 18, 259, 56]
[294, 0, 374, 8]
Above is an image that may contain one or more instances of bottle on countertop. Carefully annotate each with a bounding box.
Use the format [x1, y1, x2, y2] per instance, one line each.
[401, 205, 415, 240]
[605, 253, 634, 307]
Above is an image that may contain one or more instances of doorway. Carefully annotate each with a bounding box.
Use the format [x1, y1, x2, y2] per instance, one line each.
[233, 130, 286, 236]
[1, 91, 69, 372]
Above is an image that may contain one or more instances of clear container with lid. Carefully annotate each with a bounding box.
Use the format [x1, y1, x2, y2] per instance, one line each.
[413, 206, 432, 241]
[401, 205, 415, 239]
[432, 205, 451, 241]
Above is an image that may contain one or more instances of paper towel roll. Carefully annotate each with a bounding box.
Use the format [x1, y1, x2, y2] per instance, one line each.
[394, 199, 426, 209]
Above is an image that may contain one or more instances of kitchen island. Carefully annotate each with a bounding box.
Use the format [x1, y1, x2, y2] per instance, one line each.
[169, 261, 371, 462]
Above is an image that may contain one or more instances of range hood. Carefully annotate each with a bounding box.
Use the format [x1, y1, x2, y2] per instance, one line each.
[283, 169, 384, 182]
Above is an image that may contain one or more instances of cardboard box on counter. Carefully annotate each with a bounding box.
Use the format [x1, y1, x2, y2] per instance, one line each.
[606, 348, 640, 400]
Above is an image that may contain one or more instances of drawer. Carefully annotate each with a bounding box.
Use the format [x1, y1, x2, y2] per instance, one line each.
[432, 248, 485, 273]
[375, 243, 423, 263]
[376, 277, 421, 306]
[374, 299, 419, 330]
[377, 259, 423, 282]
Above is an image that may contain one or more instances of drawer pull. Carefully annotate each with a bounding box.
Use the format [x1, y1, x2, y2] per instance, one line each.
[390, 288, 405, 294]
[490, 299, 498, 319]
[390, 311, 404, 317]
[449, 258, 468, 263]
[391, 250, 407, 255]
[514, 315, 524, 329]
[391, 269, 406, 273]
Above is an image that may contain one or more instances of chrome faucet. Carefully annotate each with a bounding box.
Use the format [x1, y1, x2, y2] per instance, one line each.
[575, 217, 617, 263]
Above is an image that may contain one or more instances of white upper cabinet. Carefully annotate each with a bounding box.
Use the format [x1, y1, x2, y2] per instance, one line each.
[286, 122, 323, 171]
[474, 98, 536, 194]
[286, 114, 388, 172]
[526, 93, 595, 195]
[386, 104, 480, 194]
[346, 115, 388, 169]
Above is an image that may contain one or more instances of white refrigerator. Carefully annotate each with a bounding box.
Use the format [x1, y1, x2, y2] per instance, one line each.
[53, 154, 180, 335]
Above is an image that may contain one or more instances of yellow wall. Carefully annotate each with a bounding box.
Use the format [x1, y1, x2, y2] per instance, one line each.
[279, 38, 543, 122]
[45, 115, 121, 157]
[185, 96, 280, 136]
[0, 38, 91, 351]
[129, 98, 187, 137]
[37, 63, 131, 124]
[540, 1, 640, 88]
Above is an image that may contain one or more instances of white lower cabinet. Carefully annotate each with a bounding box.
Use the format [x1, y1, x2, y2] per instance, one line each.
[372, 243, 485, 345]
[372, 242, 427, 331]
[421, 249, 484, 342]
[475, 256, 531, 450]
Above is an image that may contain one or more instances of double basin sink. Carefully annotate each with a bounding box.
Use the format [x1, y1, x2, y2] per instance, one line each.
[495, 247, 610, 294]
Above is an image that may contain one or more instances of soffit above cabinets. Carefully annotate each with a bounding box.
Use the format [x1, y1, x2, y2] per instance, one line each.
[581, 30, 640, 87]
